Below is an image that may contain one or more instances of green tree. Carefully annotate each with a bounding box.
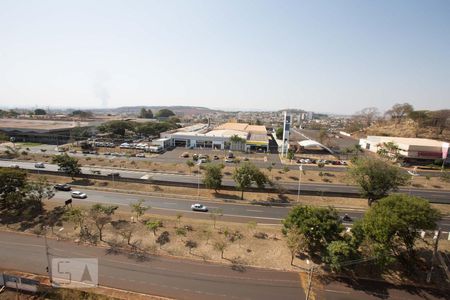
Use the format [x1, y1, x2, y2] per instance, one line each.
[356, 194, 440, 266]
[98, 120, 136, 137]
[232, 163, 268, 200]
[0, 168, 27, 209]
[287, 149, 295, 161]
[348, 157, 410, 206]
[71, 110, 93, 118]
[203, 164, 223, 192]
[139, 108, 153, 119]
[325, 240, 358, 272]
[155, 109, 175, 118]
[282, 205, 343, 254]
[130, 199, 149, 221]
[64, 207, 87, 233]
[89, 204, 118, 241]
[276, 127, 283, 140]
[52, 153, 81, 178]
[34, 108, 46, 115]
[146, 220, 160, 236]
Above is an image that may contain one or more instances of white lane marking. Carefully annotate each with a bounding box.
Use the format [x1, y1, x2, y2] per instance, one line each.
[246, 209, 264, 212]
[324, 289, 350, 294]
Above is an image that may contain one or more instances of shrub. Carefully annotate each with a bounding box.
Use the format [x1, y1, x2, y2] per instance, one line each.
[253, 232, 268, 239]
[175, 227, 187, 236]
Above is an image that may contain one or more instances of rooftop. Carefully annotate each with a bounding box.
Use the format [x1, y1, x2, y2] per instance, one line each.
[0, 118, 92, 131]
[215, 123, 267, 134]
[365, 136, 446, 147]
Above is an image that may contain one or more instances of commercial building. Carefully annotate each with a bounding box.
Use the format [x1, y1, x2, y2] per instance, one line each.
[359, 136, 449, 162]
[0, 118, 93, 144]
[161, 122, 269, 152]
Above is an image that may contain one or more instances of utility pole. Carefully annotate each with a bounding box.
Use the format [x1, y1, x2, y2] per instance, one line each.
[44, 227, 53, 284]
[427, 228, 441, 283]
[306, 266, 315, 300]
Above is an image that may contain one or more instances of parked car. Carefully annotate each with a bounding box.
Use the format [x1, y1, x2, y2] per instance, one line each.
[9, 164, 20, 168]
[224, 158, 235, 163]
[213, 155, 219, 160]
[71, 191, 87, 199]
[192, 154, 199, 161]
[191, 203, 208, 212]
[198, 158, 207, 164]
[107, 172, 120, 177]
[136, 153, 145, 158]
[226, 151, 234, 159]
[34, 162, 45, 168]
[54, 184, 71, 191]
[58, 167, 71, 172]
[181, 152, 189, 158]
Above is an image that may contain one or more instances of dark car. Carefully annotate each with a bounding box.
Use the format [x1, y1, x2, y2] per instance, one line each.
[107, 172, 120, 177]
[54, 184, 71, 191]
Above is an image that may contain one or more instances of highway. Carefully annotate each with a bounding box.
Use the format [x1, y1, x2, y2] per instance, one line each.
[50, 189, 450, 231]
[0, 231, 304, 300]
[2, 159, 450, 204]
[0, 231, 447, 300]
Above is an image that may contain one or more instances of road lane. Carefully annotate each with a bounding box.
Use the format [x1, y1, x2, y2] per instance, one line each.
[0, 231, 304, 300]
[51, 189, 450, 231]
[2, 160, 450, 203]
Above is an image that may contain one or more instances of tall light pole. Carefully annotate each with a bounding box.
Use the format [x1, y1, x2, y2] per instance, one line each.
[297, 164, 303, 202]
[197, 161, 202, 199]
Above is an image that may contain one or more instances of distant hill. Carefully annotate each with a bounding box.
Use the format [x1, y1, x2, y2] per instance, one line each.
[93, 106, 223, 116]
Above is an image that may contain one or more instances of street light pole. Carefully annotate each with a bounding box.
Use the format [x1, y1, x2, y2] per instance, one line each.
[44, 226, 52, 284]
[297, 164, 303, 202]
[197, 161, 201, 200]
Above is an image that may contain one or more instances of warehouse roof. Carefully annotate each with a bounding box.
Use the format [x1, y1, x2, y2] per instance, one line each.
[365, 136, 446, 147]
[0, 118, 92, 131]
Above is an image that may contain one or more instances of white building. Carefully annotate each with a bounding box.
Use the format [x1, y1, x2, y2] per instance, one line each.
[161, 123, 269, 152]
[359, 136, 448, 161]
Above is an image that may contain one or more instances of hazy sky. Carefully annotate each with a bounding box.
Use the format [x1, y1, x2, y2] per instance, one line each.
[1, 0, 449, 114]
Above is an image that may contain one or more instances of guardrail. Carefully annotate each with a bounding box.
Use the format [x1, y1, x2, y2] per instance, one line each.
[25, 168, 363, 198]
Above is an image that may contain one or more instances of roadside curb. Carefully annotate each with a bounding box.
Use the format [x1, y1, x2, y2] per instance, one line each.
[0, 269, 173, 300]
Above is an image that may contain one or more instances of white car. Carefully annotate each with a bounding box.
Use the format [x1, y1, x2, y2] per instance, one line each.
[191, 203, 208, 212]
[136, 153, 145, 158]
[34, 162, 45, 168]
[71, 191, 87, 199]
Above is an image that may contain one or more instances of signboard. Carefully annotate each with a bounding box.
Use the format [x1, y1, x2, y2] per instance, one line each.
[2, 274, 39, 293]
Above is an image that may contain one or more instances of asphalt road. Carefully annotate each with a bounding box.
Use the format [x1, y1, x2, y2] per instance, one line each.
[50, 188, 450, 232]
[0, 231, 304, 300]
[0, 232, 447, 300]
[2, 160, 450, 204]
